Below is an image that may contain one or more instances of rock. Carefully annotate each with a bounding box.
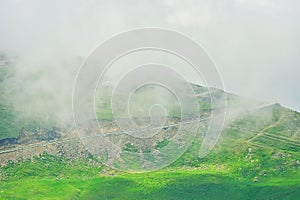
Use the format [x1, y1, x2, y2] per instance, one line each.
[248, 148, 252, 153]
[0, 138, 17, 146]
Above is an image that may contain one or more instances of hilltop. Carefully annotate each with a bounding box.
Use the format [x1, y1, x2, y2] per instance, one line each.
[0, 60, 300, 198]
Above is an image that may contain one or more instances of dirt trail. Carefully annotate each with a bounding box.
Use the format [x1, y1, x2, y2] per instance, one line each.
[247, 114, 285, 143]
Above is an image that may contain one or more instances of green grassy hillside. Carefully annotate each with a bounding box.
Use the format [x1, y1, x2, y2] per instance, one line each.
[1, 152, 299, 199]
[0, 79, 300, 199]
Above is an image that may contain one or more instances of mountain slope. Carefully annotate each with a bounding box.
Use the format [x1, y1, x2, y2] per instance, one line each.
[0, 81, 299, 199]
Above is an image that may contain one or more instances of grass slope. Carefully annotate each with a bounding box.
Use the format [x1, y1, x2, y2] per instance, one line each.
[0, 155, 300, 199]
[0, 78, 300, 199]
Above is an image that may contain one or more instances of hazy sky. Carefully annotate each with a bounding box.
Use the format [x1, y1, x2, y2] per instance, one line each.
[0, 0, 299, 111]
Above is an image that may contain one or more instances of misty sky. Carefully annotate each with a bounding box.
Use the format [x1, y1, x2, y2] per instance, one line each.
[0, 0, 299, 112]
